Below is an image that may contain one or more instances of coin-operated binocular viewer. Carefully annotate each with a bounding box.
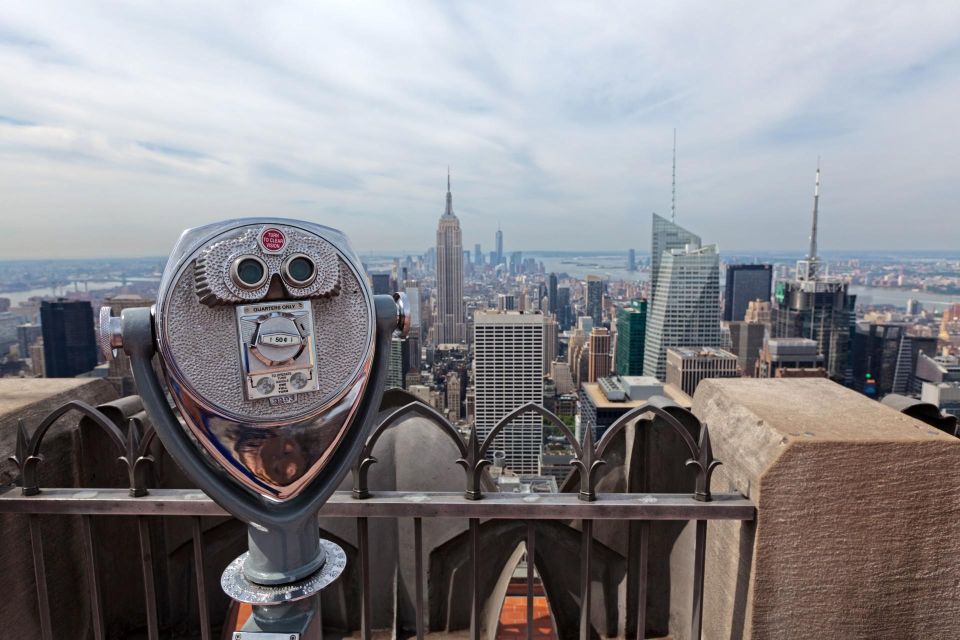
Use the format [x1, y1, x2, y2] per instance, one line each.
[100, 219, 409, 638]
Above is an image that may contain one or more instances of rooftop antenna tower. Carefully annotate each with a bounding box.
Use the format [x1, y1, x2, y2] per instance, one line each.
[671, 128, 677, 223]
[808, 158, 821, 278]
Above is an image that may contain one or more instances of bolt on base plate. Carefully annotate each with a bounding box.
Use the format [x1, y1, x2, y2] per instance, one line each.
[221, 538, 346, 605]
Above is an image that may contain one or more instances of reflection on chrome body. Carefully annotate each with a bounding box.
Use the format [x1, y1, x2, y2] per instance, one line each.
[393, 291, 412, 337]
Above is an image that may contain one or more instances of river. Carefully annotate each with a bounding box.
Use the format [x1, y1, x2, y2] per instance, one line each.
[0, 278, 161, 306]
[848, 286, 958, 312]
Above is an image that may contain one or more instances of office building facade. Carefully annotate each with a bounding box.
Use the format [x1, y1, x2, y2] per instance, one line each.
[724, 264, 772, 322]
[756, 338, 824, 378]
[586, 276, 604, 326]
[556, 286, 572, 330]
[665, 347, 739, 398]
[588, 327, 611, 383]
[473, 310, 545, 474]
[388, 335, 410, 390]
[727, 321, 766, 378]
[40, 299, 97, 378]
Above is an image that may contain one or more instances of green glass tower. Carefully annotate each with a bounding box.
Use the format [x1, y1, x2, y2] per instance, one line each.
[615, 300, 648, 376]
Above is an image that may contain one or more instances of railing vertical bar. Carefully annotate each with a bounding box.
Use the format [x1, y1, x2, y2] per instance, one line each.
[579, 519, 593, 640]
[191, 517, 211, 640]
[136, 516, 159, 640]
[358, 517, 371, 640]
[315, 594, 324, 640]
[28, 514, 53, 640]
[690, 519, 707, 640]
[636, 521, 649, 640]
[80, 515, 104, 640]
[414, 517, 425, 640]
[469, 517, 480, 640]
[526, 521, 535, 640]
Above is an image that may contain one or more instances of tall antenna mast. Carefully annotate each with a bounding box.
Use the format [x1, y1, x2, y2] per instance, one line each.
[671, 128, 677, 223]
[808, 158, 821, 277]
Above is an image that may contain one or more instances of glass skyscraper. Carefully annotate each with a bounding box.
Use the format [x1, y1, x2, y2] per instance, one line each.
[643, 243, 721, 381]
[650, 213, 700, 304]
[615, 300, 647, 376]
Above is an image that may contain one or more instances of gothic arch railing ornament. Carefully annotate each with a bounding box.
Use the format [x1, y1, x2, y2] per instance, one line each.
[11, 396, 722, 504]
[9, 400, 138, 496]
[8, 400, 161, 498]
[470, 402, 582, 501]
[350, 396, 722, 503]
[592, 397, 721, 502]
[352, 400, 469, 499]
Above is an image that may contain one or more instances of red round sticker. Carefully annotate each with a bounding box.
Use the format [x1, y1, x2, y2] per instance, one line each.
[260, 228, 286, 252]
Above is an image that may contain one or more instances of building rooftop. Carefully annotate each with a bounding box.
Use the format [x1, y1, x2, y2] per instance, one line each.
[667, 346, 737, 360]
[768, 337, 818, 346]
[581, 375, 666, 409]
[474, 309, 545, 322]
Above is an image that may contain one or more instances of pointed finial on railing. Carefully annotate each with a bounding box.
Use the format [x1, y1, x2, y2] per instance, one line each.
[685, 423, 722, 502]
[457, 424, 491, 500]
[10, 419, 43, 496]
[572, 425, 606, 502]
[118, 417, 156, 497]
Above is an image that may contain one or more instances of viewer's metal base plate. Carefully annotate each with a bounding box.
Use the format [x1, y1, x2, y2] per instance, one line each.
[221, 539, 346, 605]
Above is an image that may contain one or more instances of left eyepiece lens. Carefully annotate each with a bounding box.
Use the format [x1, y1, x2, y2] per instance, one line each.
[231, 256, 268, 289]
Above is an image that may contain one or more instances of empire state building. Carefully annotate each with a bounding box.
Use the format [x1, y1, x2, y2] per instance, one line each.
[435, 170, 465, 344]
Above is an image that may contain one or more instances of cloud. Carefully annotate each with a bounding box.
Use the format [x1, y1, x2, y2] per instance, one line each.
[0, 0, 958, 258]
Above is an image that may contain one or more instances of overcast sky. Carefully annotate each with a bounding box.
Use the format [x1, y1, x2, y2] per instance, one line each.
[1, 2, 959, 259]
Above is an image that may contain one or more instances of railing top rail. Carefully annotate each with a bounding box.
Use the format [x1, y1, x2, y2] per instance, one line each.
[0, 486, 755, 520]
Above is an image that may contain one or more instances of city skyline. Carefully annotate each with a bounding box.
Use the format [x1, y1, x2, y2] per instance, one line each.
[1, 3, 960, 258]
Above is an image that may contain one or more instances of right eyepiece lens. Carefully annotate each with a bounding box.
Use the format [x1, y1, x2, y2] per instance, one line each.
[287, 256, 315, 284]
[237, 258, 265, 287]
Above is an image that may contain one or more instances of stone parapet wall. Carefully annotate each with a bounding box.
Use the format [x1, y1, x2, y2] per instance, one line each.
[0, 378, 120, 640]
[674, 378, 960, 640]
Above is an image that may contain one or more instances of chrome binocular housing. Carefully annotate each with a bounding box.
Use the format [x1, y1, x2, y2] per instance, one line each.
[100, 218, 408, 605]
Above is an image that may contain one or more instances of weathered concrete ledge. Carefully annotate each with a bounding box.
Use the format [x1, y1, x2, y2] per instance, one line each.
[0, 378, 118, 485]
[671, 378, 960, 640]
[0, 378, 119, 640]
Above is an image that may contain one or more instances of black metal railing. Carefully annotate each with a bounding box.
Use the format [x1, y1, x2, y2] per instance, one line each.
[1, 394, 755, 640]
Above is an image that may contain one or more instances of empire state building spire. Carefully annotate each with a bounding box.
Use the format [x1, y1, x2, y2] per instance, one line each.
[444, 166, 455, 217]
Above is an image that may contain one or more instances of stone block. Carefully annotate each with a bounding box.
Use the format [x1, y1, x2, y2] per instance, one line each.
[670, 378, 960, 640]
[0, 378, 119, 640]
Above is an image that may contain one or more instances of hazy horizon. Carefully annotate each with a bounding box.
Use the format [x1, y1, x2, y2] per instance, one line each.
[0, 247, 957, 264]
